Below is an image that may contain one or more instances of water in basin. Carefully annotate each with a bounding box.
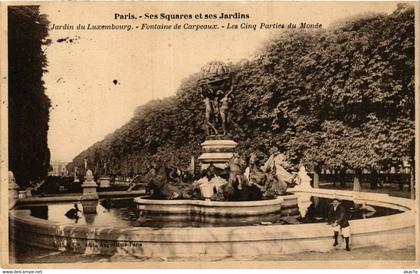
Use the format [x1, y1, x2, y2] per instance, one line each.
[16, 196, 403, 228]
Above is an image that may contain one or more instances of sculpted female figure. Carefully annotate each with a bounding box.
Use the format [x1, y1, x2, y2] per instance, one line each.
[219, 86, 233, 136]
[201, 84, 218, 135]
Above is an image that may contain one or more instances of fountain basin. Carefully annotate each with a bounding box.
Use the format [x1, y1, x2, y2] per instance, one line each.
[9, 189, 415, 259]
[134, 195, 298, 217]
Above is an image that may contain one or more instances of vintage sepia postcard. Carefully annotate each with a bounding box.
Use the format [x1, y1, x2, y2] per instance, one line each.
[0, 1, 419, 269]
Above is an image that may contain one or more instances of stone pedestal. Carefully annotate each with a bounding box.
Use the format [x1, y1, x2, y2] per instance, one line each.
[8, 171, 19, 209]
[81, 170, 98, 214]
[18, 191, 26, 199]
[81, 200, 99, 216]
[25, 188, 33, 197]
[198, 135, 237, 170]
[199, 183, 216, 201]
[98, 175, 111, 188]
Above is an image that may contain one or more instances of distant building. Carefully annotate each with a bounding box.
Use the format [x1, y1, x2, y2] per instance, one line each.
[49, 161, 69, 176]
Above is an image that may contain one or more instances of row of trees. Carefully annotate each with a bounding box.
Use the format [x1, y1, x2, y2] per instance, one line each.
[9, 6, 52, 187]
[69, 5, 415, 180]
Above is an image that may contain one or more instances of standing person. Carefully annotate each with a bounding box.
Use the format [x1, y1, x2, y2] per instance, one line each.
[370, 166, 379, 189]
[328, 199, 351, 251]
[339, 167, 346, 188]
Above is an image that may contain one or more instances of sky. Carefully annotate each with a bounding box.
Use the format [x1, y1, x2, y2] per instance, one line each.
[40, 2, 398, 163]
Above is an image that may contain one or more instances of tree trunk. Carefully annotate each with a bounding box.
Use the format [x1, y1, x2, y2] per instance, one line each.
[339, 168, 346, 188]
[410, 166, 415, 200]
[313, 169, 320, 188]
[370, 167, 378, 189]
[353, 173, 361, 192]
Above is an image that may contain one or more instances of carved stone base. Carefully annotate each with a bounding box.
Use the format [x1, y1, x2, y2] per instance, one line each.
[81, 170, 98, 200]
[198, 136, 237, 170]
[81, 199, 98, 215]
[81, 181, 99, 200]
[98, 176, 111, 188]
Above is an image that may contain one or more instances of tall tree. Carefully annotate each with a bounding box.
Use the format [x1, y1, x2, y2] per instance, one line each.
[70, 6, 415, 177]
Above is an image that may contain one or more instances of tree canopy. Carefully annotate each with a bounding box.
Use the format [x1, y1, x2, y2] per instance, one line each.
[70, 5, 415, 175]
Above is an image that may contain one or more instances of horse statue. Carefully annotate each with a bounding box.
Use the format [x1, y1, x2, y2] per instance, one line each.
[261, 151, 294, 195]
[140, 160, 180, 199]
[127, 172, 154, 192]
[248, 152, 293, 199]
[212, 154, 264, 201]
[247, 152, 267, 190]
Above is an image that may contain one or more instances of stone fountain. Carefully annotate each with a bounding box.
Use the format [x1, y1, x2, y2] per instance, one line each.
[135, 61, 298, 217]
[9, 61, 416, 260]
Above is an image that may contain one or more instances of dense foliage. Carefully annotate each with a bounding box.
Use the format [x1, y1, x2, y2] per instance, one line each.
[70, 5, 415, 175]
[8, 6, 52, 186]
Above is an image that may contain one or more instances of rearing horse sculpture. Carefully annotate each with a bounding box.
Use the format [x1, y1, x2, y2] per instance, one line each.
[143, 161, 183, 199]
[261, 152, 293, 195]
[248, 153, 267, 191]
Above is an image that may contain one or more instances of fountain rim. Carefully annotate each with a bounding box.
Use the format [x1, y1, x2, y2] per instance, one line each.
[9, 205, 414, 234]
[10, 188, 415, 231]
[9, 188, 416, 258]
[134, 195, 290, 207]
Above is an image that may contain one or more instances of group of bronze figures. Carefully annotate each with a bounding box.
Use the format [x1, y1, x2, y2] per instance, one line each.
[128, 150, 307, 201]
[126, 62, 311, 200]
[201, 82, 233, 136]
[126, 61, 311, 200]
[199, 61, 234, 136]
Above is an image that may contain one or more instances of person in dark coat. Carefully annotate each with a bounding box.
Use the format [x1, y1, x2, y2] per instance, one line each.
[328, 199, 351, 251]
